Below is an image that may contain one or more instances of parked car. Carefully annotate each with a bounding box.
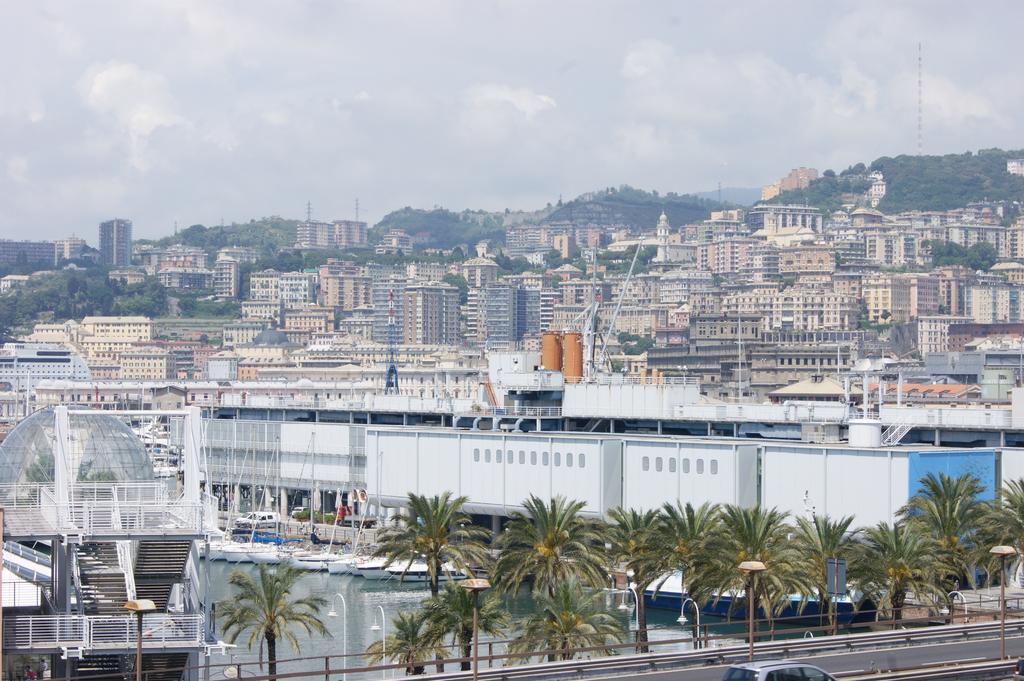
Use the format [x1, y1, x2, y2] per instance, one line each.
[723, 661, 836, 681]
[233, 511, 280, 531]
[289, 506, 309, 519]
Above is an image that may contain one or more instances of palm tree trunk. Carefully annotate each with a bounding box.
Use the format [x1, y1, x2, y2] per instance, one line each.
[636, 596, 649, 653]
[461, 627, 473, 671]
[266, 632, 277, 680]
[432, 558, 444, 673]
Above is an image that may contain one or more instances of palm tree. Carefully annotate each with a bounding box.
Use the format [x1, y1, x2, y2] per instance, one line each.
[607, 507, 662, 652]
[366, 610, 446, 676]
[494, 495, 609, 597]
[423, 582, 509, 671]
[978, 478, 1024, 572]
[706, 505, 808, 628]
[509, 578, 624, 661]
[858, 521, 941, 627]
[374, 492, 491, 597]
[900, 472, 984, 587]
[794, 514, 858, 631]
[653, 501, 721, 607]
[218, 565, 329, 679]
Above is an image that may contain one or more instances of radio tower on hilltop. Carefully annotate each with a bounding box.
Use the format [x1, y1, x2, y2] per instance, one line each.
[917, 42, 923, 156]
[384, 288, 399, 394]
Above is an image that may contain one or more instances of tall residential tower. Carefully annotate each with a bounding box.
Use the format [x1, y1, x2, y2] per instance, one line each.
[99, 218, 133, 266]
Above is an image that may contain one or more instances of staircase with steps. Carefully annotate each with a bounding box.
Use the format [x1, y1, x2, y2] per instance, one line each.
[74, 654, 125, 680]
[141, 653, 190, 681]
[134, 541, 193, 611]
[76, 542, 129, 615]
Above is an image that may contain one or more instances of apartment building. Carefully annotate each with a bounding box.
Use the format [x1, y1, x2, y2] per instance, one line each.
[321, 273, 372, 310]
[697, 238, 757, 274]
[55, 236, 88, 261]
[725, 287, 858, 331]
[403, 282, 460, 345]
[283, 307, 335, 337]
[222, 321, 268, 348]
[136, 245, 208, 274]
[480, 284, 542, 346]
[461, 258, 500, 288]
[406, 261, 447, 281]
[157, 267, 214, 290]
[778, 244, 835, 275]
[746, 204, 823, 233]
[0, 239, 57, 266]
[119, 347, 175, 380]
[217, 246, 260, 264]
[99, 218, 132, 266]
[553, 234, 576, 259]
[249, 269, 281, 302]
[279, 272, 318, 306]
[864, 230, 917, 267]
[917, 315, 973, 356]
[80, 316, 154, 341]
[863, 274, 912, 324]
[967, 284, 1023, 323]
[296, 220, 368, 249]
[214, 257, 241, 298]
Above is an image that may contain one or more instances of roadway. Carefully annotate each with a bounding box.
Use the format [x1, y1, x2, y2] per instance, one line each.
[590, 634, 1024, 681]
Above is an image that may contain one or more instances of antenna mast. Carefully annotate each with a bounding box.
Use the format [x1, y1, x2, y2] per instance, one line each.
[582, 248, 601, 380]
[306, 200, 313, 222]
[355, 198, 360, 222]
[384, 287, 399, 394]
[917, 42, 923, 156]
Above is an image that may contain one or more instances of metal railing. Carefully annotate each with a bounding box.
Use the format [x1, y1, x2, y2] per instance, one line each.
[64, 499, 203, 535]
[458, 406, 563, 418]
[2, 580, 42, 608]
[0, 483, 202, 536]
[3, 614, 205, 651]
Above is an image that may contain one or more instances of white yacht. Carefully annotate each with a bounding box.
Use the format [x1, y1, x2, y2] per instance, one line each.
[290, 550, 346, 571]
[327, 555, 358, 575]
[222, 543, 259, 563]
[385, 561, 467, 583]
[354, 557, 390, 580]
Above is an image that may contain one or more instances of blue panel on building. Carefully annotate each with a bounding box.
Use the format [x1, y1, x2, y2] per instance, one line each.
[907, 449, 997, 501]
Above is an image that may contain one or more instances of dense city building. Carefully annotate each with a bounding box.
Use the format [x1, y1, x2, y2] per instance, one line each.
[98, 218, 132, 266]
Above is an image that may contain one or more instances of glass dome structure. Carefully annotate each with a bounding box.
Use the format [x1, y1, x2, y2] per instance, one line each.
[0, 408, 154, 485]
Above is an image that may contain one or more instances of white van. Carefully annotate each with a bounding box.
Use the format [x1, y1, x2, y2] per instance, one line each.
[233, 511, 280, 531]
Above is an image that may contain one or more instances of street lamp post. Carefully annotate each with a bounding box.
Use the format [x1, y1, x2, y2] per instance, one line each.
[124, 599, 157, 681]
[946, 590, 967, 625]
[739, 561, 767, 662]
[991, 546, 1016, 660]
[461, 579, 491, 681]
[678, 598, 701, 649]
[370, 605, 386, 680]
[326, 593, 348, 681]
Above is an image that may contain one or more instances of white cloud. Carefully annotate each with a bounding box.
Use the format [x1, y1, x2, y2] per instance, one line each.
[261, 110, 289, 126]
[77, 62, 185, 169]
[354, 91, 372, 102]
[7, 156, 29, 183]
[621, 40, 674, 79]
[466, 84, 557, 120]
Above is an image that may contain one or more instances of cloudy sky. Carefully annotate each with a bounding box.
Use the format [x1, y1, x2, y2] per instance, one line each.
[2, 1, 1022, 240]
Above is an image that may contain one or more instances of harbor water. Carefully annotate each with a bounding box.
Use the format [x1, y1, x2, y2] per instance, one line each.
[204, 560, 699, 680]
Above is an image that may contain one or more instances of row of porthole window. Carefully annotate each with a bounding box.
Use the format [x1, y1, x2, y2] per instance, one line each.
[641, 456, 718, 475]
[472, 448, 586, 468]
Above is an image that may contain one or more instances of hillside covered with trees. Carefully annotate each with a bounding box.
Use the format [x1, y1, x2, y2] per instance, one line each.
[543, 185, 723, 231]
[775, 148, 1024, 213]
[0, 269, 169, 338]
[371, 208, 505, 250]
[138, 217, 300, 258]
